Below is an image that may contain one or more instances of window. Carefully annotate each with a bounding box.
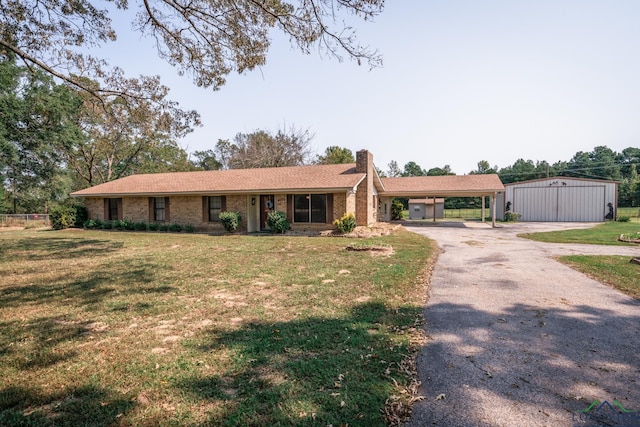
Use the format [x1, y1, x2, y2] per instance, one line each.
[294, 194, 327, 223]
[105, 198, 121, 220]
[109, 199, 119, 220]
[154, 197, 165, 221]
[209, 196, 222, 221]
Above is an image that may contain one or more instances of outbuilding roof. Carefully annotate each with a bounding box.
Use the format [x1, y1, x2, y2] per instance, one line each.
[408, 198, 445, 204]
[382, 174, 505, 197]
[71, 163, 365, 197]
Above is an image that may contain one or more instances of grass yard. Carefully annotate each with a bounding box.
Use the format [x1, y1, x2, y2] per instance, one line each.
[0, 228, 435, 426]
[617, 207, 640, 222]
[518, 221, 640, 300]
[518, 221, 640, 246]
[558, 255, 640, 300]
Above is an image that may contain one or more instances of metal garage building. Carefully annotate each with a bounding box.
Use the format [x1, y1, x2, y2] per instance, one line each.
[496, 177, 618, 222]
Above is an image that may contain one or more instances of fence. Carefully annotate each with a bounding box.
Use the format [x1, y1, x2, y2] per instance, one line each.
[444, 208, 489, 219]
[616, 207, 640, 222]
[0, 214, 50, 227]
[444, 207, 640, 222]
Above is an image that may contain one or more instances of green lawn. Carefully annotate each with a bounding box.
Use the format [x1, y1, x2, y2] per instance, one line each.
[617, 206, 640, 222]
[518, 221, 640, 300]
[518, 221, 640, 246]
[559, 255, 640, 300]
[0, 228, 435, 426]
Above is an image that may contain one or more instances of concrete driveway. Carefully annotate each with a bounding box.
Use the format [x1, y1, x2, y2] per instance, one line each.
[404, 222, 640, 427]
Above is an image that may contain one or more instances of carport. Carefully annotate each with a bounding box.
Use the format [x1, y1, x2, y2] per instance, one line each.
[379, 175, 506, 227]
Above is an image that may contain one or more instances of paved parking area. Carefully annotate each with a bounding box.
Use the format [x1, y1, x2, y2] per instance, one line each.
[404, 222, 640, 427]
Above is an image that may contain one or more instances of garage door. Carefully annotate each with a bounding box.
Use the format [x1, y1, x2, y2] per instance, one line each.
[513, 186, 606, 222]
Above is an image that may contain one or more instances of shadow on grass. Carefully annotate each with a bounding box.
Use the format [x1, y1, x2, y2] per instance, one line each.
[178, 302, 421, 427]
[0, 261, 174, 308]
[0, 236, 125, 262]
[0, 235, 175, 308]
[0, 384, 135, 427]
[0, 314, 125, 372]
[406, 301, 640, 426]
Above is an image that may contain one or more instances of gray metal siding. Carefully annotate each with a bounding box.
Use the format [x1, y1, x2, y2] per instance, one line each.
[514, 187, 557, 221]
[557, 186, 605, 222]
[514, 186, 606, 221]
[506, 178, 615, 222]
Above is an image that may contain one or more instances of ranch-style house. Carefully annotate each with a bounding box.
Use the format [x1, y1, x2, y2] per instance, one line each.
[71, 150, 505, 232]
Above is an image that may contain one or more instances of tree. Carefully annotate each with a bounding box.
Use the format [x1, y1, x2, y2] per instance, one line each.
[619, 163, 640, 207]
[316, 146, 354, 164]
[617, 147, 640, 177]
[227, 127, 314, 169]
[565, 146, 621, 181]
[1, 0, 384, 103]
[386, 161, 402, 178]
[426, 165, 454, 176]
[498, 159, 538, 184]
[403, 161, 427, 177]
[65, 78, 200, 187]
[191, 150, 222, 171]
[0, 55, 83, 212]
[470, 160, 497, 175]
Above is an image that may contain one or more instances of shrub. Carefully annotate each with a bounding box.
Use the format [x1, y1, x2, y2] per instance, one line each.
[334, 213, 357, 233]
[617, 216, 631, 222]
[158, 224, 169, 232]
[72, 205, 88, 228]
[219, 211, 241, 232]
[391, 200, 404, 220]
[102, 220, 114, 229]
[83, 219, 102, 229]
[267, 211, 289, 234]
[503, 211, 522, 222]
[50, 206, 77, 230]
[148, 222, 159, 231]
[134, 222, 147, 231]
[184, 224, 195, 233]
[169, 223, 183, 232]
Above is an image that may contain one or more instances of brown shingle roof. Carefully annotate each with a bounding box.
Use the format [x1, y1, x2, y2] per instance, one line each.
[71, 163, 365, 197]
[382, 174, 504, 197]
[408, 198, 445, 204]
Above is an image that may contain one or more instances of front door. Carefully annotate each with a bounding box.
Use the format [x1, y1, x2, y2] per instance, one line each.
[260, 195, 275, 230]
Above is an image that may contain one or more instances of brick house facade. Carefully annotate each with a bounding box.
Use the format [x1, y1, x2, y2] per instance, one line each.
[72, 150, 506, 230]
[72, 150, 379, 232]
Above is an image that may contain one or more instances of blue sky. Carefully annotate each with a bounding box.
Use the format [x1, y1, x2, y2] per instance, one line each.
[102, 1, 640, 174]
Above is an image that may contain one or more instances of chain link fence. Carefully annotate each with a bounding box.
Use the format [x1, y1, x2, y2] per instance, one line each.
[0, 214, 50, 227]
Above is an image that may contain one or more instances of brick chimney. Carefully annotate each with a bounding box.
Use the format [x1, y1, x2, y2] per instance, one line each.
[355, 150, 375, 226]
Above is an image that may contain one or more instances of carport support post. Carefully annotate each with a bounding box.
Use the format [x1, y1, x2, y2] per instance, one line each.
[481, 196, 486, 223]
[433, 197, 437, 222]
[491, 193, 497, 227]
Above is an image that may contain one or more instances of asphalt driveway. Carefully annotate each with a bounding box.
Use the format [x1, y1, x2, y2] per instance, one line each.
[404, 222, 640, 427]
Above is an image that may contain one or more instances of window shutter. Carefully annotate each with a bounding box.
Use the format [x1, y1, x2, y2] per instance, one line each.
[221, 195, 227, 212]
[286, 194, 293, 222]
[117, 198, 123, 220]
[326, 193, 334, 223]
[148, 198, 154, 222]
[165, 197, 170, 223]
[103, 199, 109, 220]
[202, 196, 208, 222]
